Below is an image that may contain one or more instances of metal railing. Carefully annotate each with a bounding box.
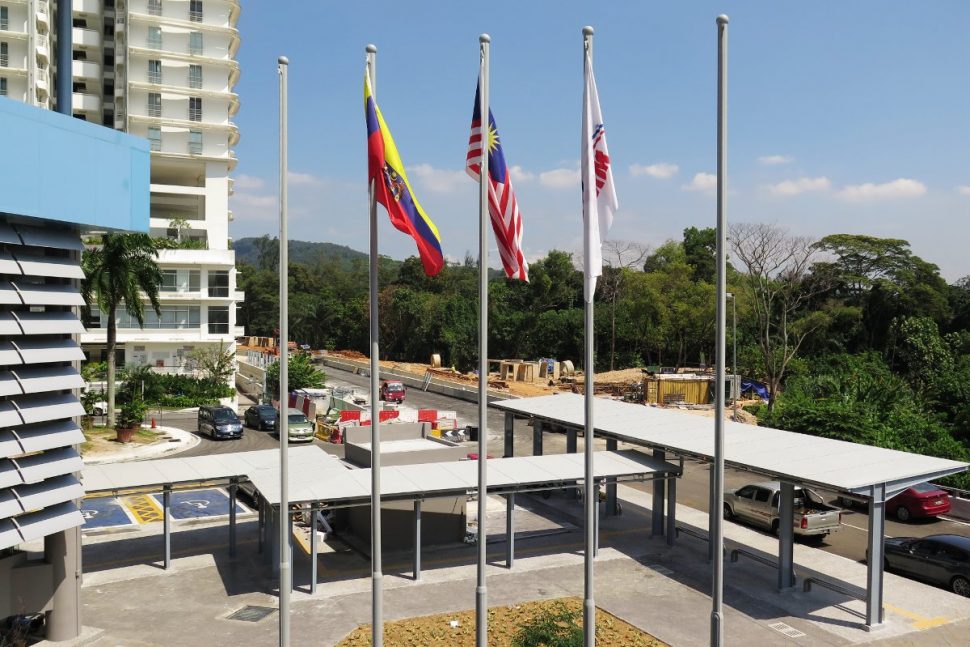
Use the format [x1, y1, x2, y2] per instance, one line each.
[188, 139, 202, 155]
[1, 17, 8, 31]
[148, 103, 162, 117]
[730, 547, 787, 576]
[147, 36, 162, 49]
[149, 136, 161, 151]
[189, 9, 203, 22]
[188, 72, 202, 89]
[148, 71, 162, 84]
[188, 105, 202, 121]
[0, 53, 8, 68]
[148, 0, 162, 16]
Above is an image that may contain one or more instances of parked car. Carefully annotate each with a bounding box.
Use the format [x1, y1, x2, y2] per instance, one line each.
[280, 408, 315, 443]
[840, 482, 951, 522]
[724, 481, 842, 537]
[244, 404, 278, 431]
[91, 400, 109, 416]
[379, 380, 406, 403]
[197, 405, 243, 440]
[883, 534, 970, 597]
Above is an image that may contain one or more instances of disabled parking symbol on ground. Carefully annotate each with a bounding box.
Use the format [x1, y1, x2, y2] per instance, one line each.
[81, 497, 137, 529]
[151, 488, 248, 520]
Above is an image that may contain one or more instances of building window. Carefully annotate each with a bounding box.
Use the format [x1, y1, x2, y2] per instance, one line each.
[148, 59, 161, 84]
[207, 270, 229, 297]
[188, 97, 201, 121]
[189, 0, 202, 22]
[148, 0, 162, 16]
[188, 31, 202, 55]
[0, 78, 6, 97]
[147, 126, 161, 151]
[147, 26, 162, 49]
[1, 43, 8, 68]
[188, 129, 202, 155]
[0, 7, 8, 31]
[188, 64, 202, 89]
[148, 92, 161, 117]
[207, 306, 229, 334]
[106, 305, 201, 329]
[73, 50, 87, 61]
[160, 269, 178, 291]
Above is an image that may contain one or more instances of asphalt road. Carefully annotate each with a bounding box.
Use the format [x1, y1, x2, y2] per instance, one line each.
[169, 364, 969, 563]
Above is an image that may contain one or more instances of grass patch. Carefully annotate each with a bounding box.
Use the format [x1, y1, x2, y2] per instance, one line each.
[336, 597, 666, 647]
[80, 425, 162, 456]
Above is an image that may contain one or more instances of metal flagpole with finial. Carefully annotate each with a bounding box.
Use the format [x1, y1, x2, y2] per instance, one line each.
[277, 53, 291, 647]
[475, 32, 491, 647]
[711, 13, 729, 647]
[582, 24, 597, 647]
[365, 42, 385, 647]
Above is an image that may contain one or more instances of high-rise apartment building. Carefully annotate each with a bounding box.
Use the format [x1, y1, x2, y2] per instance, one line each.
[0, 0, 242, 392]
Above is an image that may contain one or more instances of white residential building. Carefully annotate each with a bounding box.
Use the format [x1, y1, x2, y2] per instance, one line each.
[0, 0, 243, 383]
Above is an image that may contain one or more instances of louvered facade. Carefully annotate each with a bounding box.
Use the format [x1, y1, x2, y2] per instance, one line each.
[0, 222, 86, 551]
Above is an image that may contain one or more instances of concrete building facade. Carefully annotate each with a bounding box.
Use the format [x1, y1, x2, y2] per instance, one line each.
[0, 0, 243, 384]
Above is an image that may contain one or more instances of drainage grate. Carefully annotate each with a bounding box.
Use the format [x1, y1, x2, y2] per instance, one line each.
[227, 605, 277, 623]
[768, 621, 806, 638]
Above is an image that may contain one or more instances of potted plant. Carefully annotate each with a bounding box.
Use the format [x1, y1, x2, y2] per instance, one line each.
[116, 398, 146, 443]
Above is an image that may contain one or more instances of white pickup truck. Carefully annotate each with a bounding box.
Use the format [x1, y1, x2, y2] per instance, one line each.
[724, 481, 842, 537]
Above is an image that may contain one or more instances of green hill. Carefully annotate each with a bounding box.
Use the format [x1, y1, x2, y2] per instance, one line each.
[233, 237, 370, 268]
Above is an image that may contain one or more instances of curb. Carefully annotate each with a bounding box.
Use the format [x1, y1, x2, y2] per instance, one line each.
[82, 425, 200, 465]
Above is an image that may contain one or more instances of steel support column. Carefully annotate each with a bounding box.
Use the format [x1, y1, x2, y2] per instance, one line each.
[163, 486, 172, 570]
[532, 420, 544, 456]
[605, 437, 618, 516]
[652, 450, 666, 537]
[866, 483, 886, 628]
[594, 486, 600, 557]
[778, 482, 795, 589]
[506, 492, 515, 568]
[229, 478, 238, 558]
[258, 499, 264, 554]
[413, 500, 422, 581]
[504, 412, 515, 458]
[310, 511, 318, 594]
[666, 476, 677, 547]
[567, 427, 578, 453]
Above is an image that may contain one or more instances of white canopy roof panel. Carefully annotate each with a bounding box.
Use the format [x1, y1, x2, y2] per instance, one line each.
[492, 394, 969, 496]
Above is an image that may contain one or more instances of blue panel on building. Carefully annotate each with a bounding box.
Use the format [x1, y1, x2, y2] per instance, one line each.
[152, 488, 248, 520]
[0, 98, 150, 232]
[80, 497, 136, 529]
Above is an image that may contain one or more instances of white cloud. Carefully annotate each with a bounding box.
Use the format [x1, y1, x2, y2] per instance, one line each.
[682, 172, 717, 194]
[630, 162, 679, 179]
[765, 176, 831, 196]
[957, 185, 970, 196]
[510, 165, 535, 183]
[539, 167, 580, 189]
[758, 154, 794, 166]
[288, 171, 322, 187]
[837, 178, 927, 202]
[410, 163, 470, 193]
[234, 174, 265, 190]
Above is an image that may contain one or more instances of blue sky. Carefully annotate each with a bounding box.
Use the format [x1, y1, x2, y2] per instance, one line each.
[229, 1, 970, 280]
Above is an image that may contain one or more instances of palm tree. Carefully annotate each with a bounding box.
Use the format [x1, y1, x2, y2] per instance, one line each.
[81, 234, 163, 427]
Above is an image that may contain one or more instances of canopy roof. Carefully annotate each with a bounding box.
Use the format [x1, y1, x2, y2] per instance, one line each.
[492, 393, 968, 497]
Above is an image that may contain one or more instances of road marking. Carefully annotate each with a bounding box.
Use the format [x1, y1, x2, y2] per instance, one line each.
[939, 516, 970, 528]
[884, 602, 950, 630]
[122, 494, 164, 524]
[838, 521, 891, 538]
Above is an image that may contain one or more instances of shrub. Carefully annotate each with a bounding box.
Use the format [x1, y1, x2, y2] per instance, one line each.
[118, 398, 147, 429]
[512, 601, 584, 647]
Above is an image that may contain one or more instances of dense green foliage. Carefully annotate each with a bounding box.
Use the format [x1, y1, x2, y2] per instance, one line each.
[117, 364, 234, 408]
[238, 230, 970, 476]
[266, 352, 326, 399]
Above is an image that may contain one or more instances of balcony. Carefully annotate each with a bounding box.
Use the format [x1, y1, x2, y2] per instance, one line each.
[36, 43, 49, 64]
[72, 91, 102, 113]
[72, 26, 102, 49]
[72, 59, 101, 82]
[73, 0, 101, 17]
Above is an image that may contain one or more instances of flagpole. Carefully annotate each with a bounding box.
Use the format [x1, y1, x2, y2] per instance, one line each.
[277, 54, 291, 647]
[365, 43, 384, 647]
[711, 14, 729, 647]
[475, 32, 491, 647]
[582, 25, 597, 647]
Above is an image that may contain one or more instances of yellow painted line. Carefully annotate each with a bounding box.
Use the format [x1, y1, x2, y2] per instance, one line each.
[121, 494, 164, 524]
[883, 602, 950, 630]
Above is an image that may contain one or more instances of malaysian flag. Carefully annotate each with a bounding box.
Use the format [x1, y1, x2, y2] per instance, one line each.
[466, 81, 528, 281]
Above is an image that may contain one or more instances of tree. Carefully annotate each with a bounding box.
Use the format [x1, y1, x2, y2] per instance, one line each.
[600, 240, 649, 370]
[187, 343, 236, 385]
[682, 226, 717, 283]
[729, 223, 832, 409]
[266, 352, 325, 399]
[81, 234, 162, 427]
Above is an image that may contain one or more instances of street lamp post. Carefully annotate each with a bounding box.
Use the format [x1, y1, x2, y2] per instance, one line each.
[726, 292, 736, 416]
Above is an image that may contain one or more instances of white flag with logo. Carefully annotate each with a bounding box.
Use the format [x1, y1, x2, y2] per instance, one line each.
[581, 52, 618, 303]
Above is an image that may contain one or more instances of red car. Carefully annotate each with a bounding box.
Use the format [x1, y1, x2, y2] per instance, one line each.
[379, 380, 406, 403]
[887, 483, 951, 522]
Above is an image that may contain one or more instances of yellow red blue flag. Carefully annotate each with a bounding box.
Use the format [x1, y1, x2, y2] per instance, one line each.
[364, 72, 444, 276]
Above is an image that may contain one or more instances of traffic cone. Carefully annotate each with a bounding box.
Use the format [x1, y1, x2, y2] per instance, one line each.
[151, 417, 157, 429]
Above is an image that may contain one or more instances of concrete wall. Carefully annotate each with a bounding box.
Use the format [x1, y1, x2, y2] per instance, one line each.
[346, 496, 466, 550]
[0, 552, 54, 618]
[344, 423, 468, 467]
